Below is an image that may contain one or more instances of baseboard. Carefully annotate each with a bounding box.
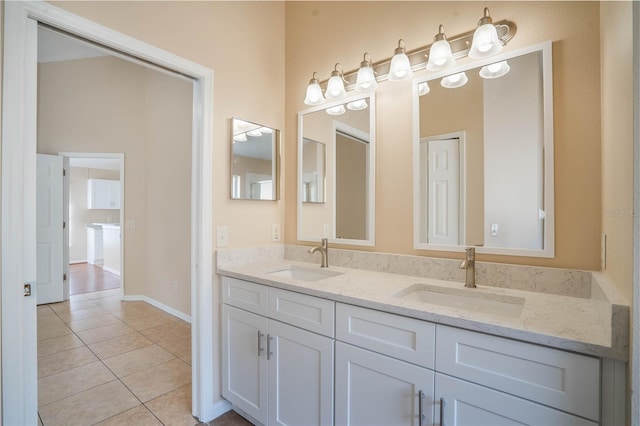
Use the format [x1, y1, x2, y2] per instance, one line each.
[102, 266, 121, 277]
[69, 259, 87, 264]
[122, 294, 191, 323]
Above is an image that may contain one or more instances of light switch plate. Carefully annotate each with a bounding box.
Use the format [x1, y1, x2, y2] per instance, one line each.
[271, 224, 281, 242]
[217, 226, 229, 248]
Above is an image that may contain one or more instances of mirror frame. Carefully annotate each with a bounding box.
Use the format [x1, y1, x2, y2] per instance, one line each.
[297, 93, 376, 246]
[412, 41, 555, 257]
[229, 117, 280, 201]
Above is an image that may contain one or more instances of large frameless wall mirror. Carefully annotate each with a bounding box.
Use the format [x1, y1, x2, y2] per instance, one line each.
[413, 41, 554, 257]
[230, 118, 280, 200]
[298, 94, 376, 246]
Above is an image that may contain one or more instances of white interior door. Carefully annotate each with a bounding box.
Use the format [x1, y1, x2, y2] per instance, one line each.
[36, 153, 65, 304]
[427, 138, 460, 245]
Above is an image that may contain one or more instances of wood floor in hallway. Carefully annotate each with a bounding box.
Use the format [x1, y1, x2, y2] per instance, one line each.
[69, 263, 120, 295]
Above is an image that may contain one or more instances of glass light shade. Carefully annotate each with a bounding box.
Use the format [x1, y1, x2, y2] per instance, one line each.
[247, 129, 262, 137]
[441, 72, 468, 89]
[326, 104, 346, 116]
[259, 127, 273, 134]
[355, 66, 378, 92]
[233, 133, 247, 142]
[426, 39, 454, 71]
[469, 23, 503, 58]
[389, 52, 413, 81]
[304, 81, 325, 106]
[418, 81, 430, 96]
[479, 61, 510, 79]
[347, 99, 368, 111]
[325, 75, 347, 100]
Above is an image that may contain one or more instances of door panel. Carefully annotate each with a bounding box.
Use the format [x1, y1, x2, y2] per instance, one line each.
[427, 139, 460, 245]
[36, 153, 64, 304]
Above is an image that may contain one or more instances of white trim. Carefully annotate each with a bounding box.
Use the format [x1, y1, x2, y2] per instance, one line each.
[412, 40, 555, 258]
[2, 2, 215, 423]
[632, 2, 640, 423]
[102, 266, 121, 277]
[123, 295, 191, 323]
[601, 358, 627, 426]
[69, 259, 87, 264]
[211, 400, 233, 420]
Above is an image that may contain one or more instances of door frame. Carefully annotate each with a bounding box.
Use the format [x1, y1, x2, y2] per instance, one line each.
[60, 152, 125, 300]
[2, 2, 215, 423]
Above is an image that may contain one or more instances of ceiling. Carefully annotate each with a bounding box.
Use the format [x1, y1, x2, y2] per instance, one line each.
[69, 157, 121, 171]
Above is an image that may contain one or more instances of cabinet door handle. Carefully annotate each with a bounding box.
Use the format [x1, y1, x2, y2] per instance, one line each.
[267, 334, 274, 360]
[418, 390, 426, 426]
[439, 397, 445, 426]
[257, 331, 264, 357]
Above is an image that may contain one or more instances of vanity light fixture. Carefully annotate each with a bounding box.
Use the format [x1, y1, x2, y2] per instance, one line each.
[260, 127, 274, 134]
[441, 72, 468, 88]
[326, 104, 346, 116]
[246, 129, 263, 138]
[418, 81, 431, 96]
[388, 39, 414, 81]
[233, 133, 247, 142]
[355, 53, 378, 91]
[304, 72, 325, 106]
[346, 99, 368, 111]
[479, 60, 511, 79]
[426, 25, 455, 71]
[469, 7, 503, 58]
[325, 63, 347, 100]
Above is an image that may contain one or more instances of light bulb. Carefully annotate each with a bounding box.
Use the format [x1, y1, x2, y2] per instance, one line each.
[388, 39, 413, 81]
[355, 53, 378, 92]
[304, 72, 325, 106]
[325, 63, 347, 100]
[426, 25, 455, 71]
[469, 8, 503, 59]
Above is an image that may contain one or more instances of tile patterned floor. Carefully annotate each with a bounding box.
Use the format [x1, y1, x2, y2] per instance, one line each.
[37, 289, 195, 425]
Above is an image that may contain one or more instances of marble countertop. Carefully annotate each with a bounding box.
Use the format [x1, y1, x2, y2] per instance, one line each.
[217, 259, 628, 361]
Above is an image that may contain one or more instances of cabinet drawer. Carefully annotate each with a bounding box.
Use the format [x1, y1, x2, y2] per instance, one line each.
[222, 277, 269, 316]
[336, 303, 435, 369]
[436, 325, 600, 421]
[268, 288, 335, 337]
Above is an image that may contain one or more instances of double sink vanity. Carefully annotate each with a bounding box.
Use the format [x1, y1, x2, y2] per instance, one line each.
[217, 245, 628, 426]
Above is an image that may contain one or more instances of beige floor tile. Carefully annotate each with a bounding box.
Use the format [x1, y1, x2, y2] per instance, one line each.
[122, 358, 191, 402]
[75, 322, 135, 345]
[88, 332, 154, 359]
[38, 333, 85, 357]
[96, 405, 162, 426]
[37, 305, 56, 317]
[85, 288, 122, 300]
[38, 346, 98, 378]
[38, 361, 116, 406]
[69, 293, 90, 302]
[37, 314, 65, 330]
[142, 320, 191, 343]
[146, 384, 198, 426]
[37, 323, 72, 341]
[103, 344, 175, 378]
[123, 311, 179, 331]
[57, 306, 109, 322]
[209, 410, 253, 426]
[50, 299, 97, 314]
[38, 380, 139, 426]
[66, 313, 124, 332]
[93, 295, 125, 308]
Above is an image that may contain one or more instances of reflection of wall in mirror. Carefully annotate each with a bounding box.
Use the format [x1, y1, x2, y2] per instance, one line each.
[302, 139, 324, 203]
[483, 52, 543, 250]
[232, 154, 273, 199]
[301, 105, 369, 239]
[420, 70, 484, 245]
[336, 131, 367, 240]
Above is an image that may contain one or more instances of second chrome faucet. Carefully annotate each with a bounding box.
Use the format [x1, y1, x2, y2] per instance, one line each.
[309, 238, 329, 268]
[459, 247, 476, 288]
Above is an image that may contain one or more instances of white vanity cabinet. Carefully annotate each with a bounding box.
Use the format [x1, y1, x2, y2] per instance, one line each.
[221, 277, 335, 426]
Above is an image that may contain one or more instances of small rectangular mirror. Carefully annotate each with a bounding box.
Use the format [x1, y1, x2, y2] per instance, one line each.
[230, 118, 279, 200]
[301, 138, 326, 203]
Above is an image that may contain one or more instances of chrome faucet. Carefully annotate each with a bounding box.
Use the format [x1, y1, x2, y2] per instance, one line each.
[459, 247, 476, 288]
[309, 238, 329, 268]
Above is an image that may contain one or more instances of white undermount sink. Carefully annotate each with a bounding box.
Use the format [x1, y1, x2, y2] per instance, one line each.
[268, 265, 343, 282]
[393, 283, 525, 318]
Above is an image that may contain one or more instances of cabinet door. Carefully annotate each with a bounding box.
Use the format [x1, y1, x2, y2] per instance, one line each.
[268, 320, 334, 426]
[335, 342, 434, 426]
[435, 374, 597, 426]
[222, 305, 269, 425]
[108, 180, 121, 209]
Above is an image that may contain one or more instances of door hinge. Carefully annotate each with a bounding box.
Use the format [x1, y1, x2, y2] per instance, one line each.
[63, 169, 66, 176]
[63, 221, 66, 229]
[24, 283, 32, 297]
[63, 273, 67, 281]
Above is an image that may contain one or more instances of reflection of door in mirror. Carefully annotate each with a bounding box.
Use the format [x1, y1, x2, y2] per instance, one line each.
[336, 130, 368, 240]
[302, 138, 325, 203]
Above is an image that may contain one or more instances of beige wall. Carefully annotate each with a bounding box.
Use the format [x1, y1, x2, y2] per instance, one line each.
[285, 1, 604, 272]
[38, 55, 193, 315]
[68, 167, 120, 263]
[600, 1, 634, 299]
[51, 1, 286, 249]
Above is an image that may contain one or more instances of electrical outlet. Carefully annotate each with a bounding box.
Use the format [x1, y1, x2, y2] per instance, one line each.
[272, 224, 281, 242]
[217, 226, 229, 248]
[126, 219, 136, 229]
[172, 281, 179, 293]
